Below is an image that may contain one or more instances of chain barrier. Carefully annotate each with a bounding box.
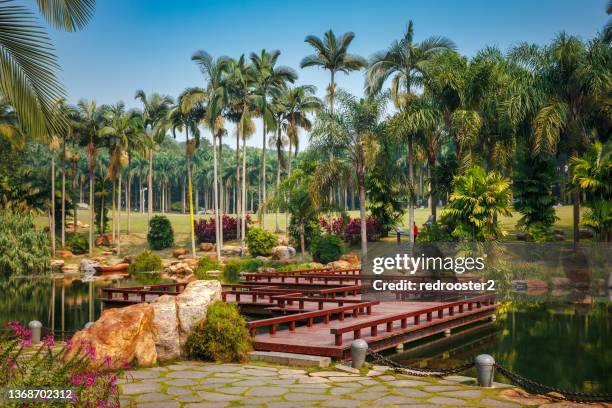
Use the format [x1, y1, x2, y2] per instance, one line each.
[367, 348, 474, 377]
[367, 349, 612, 403]
[495, 363, 612, 403]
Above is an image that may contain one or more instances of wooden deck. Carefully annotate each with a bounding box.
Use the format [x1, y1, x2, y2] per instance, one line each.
[99, 267, 497, 360]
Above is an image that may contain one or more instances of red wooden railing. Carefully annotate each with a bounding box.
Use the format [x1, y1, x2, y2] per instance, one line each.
[330, 294, 496, 346]
[271, 296, 371, 310]
[102, 283, 188, 302]
[246, 301, 380, 337]
[243, 268, 361, 282]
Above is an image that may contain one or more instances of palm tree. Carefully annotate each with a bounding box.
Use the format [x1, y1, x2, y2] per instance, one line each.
[190, 51, 231, 260]
[134, 91, 173, 225]
[311, 90, 387, 257]
[529, 34, 610, 241]
[366, 21, 456, 242]
[300, 30, 366, 113]
[0, 0, 94, 141]
[75, 99, 103, 256]
[250, 50, 297, 228]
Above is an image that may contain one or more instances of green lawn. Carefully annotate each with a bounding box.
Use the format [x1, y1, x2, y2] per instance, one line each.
[37, 205, 581, 258]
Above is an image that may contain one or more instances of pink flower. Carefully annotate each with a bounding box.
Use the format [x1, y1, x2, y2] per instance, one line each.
[19, 339, 32, 348]
[108, 374, 117, 384]
[42, 335, 55, 348]
[70, 373, 84, 386]
[103, 355, 113, 369]
[85, 372, 96, 388]
[122, 360, 132, 370]
[7, 321, 31, 339]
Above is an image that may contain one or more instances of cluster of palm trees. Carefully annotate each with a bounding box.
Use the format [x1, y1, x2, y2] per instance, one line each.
[0, 0, 610, 263]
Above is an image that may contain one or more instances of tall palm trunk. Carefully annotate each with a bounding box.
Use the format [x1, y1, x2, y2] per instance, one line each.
[212, 130, 221, 260]
[218, 138, 224, 248]
[50, 153, 56, 256]
[236, 132, 241, 240]
[127, 156, 131, 234]
[111, 179, 116, 243]
[61, 145, 66, 248]
[407, 133, 415, 243]
[147, 148, 153, 225]
[117, 172, 122, 256]
[358, 179, 368, 260]
[571, 150, 580, 242]
[241, 135, 247, 256]
[188, 161, 196, 257]
[261, 115, 267, 228]
[275, 127, 281, 233]
[427, 161, 436, 221]
[88, 154, 95, 257]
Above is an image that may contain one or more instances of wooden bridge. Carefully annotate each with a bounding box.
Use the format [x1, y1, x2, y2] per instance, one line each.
[100, 267, 497, 360]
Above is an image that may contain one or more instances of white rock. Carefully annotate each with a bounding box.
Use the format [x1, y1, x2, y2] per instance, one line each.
[150, 295, 180, 360]
[175, 280, 222, 347]
[271, 245, 296, 261]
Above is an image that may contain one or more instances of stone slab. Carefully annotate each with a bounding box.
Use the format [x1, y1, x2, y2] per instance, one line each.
[248, 351, 331, 367]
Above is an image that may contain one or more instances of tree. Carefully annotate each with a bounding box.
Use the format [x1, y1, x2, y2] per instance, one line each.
[311, 90, 387, 258]
[366, 21, 456, 242]
[442, 166, 512, 241]
[570, 141, 611, 241]
[300, 30, 366, 113]
[530, 34, 610, 241]
[250, 50, 297, 228]
[75, 99, 103, 256]
[0, 0, 94, 141]
[190, 51, 231, 260]
[134, 90, 173, 226]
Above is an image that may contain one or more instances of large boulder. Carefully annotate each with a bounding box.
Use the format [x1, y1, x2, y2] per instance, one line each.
[57, 250, 73, 259]
[340, 254, 360, 267]
[79, 259, 100, 274]
[95, 233, 112, 246]
[150, 295, 180, 360]
[173, 248, 187, 257]
[175, 280, 222, 347]
[221, 245, 241, 256]
[199, 242, 216, 252]
[65, 303, 157, 369]
[326, 260, 352, 270]
[271, 245, 296, 261]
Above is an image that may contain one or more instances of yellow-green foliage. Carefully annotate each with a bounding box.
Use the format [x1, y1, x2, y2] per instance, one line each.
[245, 227, 278, 257]
[184, 301, 252, 362]
[195, 256, 220, 279]
[128, 250, 162, 273]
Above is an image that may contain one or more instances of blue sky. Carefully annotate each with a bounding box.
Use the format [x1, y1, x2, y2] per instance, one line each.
[46, 0, 608, 144]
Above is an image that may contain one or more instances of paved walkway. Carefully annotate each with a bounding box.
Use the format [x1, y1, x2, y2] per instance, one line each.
[118, 361, 529, 407]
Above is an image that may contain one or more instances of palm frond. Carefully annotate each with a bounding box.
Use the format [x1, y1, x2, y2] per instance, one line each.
[36, 0, 95, 32]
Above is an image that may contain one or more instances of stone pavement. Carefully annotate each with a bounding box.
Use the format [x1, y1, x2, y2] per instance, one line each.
[118, 361, 535, 407]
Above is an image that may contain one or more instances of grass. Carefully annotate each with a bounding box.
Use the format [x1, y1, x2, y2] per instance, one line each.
[36, 206, 581, 258]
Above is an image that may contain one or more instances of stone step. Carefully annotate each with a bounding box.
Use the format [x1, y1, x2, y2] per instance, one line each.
[248, 351, 331, 368]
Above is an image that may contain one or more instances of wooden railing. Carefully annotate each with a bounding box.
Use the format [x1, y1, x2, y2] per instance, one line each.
[243, 268, 361, 282]
[271, 295, 371, 310]
[246, 301, 380, 337]
[329, 294, 495, 346]
[102, 283, 188, 302]
[222, 290, 302, 304]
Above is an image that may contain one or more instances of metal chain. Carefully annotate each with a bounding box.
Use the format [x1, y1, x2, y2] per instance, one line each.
[367, 348, 475, 377]
[495, 364, 612, 403]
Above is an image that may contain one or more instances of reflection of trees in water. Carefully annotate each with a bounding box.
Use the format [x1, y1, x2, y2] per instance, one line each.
[0, 277, 51, 328]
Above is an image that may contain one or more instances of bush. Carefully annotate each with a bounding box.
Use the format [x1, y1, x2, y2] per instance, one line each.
[245, 227, 278, 257]
[344, 216, 383, 242]
[311, 235, 344, 264]
[0, 211, 50, 275]
[222, 258, 264, 283]
[194, 214, 251, 243]
[184, 301, 252, 362]
[194, 256, 220, 279]
[68, 234, 89, 255]
[288, 214, 321, 250]
[147, 215, 174, 250]
[128, 250, 162, 273]
[0, 321, 122, 407]
[416, 222, 454, 243]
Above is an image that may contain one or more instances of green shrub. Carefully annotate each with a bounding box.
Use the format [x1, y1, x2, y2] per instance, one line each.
[311, 235, 344, 264]
[68, 234, 88, 255]
[222, 258, 264, 283]
[184, 301, 252, 362]
[0, 211, 50, 275]
[147, 215, 174, 250]
[195, 256, 220, 279]
[128, 250, 162, 273]
[416, 222, 454, 243]
[244, 227, 278, 257]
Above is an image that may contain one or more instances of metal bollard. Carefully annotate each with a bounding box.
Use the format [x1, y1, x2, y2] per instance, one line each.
[351, 339, 368, 369]
[84, 322, 95, 329]
[475, 354, 495, 387]
[28, 321, 42, 344]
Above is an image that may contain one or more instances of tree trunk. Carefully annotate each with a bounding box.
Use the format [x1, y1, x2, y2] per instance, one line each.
[51, 153, 56, 256]
[407, 134, 415, 243]
[88, 164, 94, 257]
[299, 222, 305, 256]
[275, 146, 281, 233]
[358, 172, 368, 260]
[427, 163, 436, 222]
[188, 160, 196, 258]
[261, 116, 267, 228]
[240, 136, 247, 255]
[148, 148, 153, 225]
[218, 138, 224, 248]
[236, 132, 241, 240]
[127, 156, 131, 234]
[117, 172, 121, 256]
[213, 131, 221, 259]
[112, 179, 116, 243]
[61, 152, 65, 248]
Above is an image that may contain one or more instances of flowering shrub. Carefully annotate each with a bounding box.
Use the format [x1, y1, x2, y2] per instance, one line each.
[345, 217, 383, 242]
[194, 214, 251, 243]
[319, 217, 346, 236]
[0, 321, 122, 408]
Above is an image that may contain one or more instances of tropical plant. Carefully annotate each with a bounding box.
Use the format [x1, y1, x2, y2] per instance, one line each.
[68, 234, 88, 255]
[366, 21, 456, 242]
[441, 166, 512, 241]
[0, 211, 50, 275]
[147, 215, 174, 250]
[570, 141, 612, 241]
[244, 227, 278, 257]
[194, 256, 220, 279]
[128, 250, 162, 273]
[184, 301, 252, 362]
[311, 235, 344, 264]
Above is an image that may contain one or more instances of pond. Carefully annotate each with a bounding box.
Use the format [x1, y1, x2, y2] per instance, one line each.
[391, 290, 612, 393]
